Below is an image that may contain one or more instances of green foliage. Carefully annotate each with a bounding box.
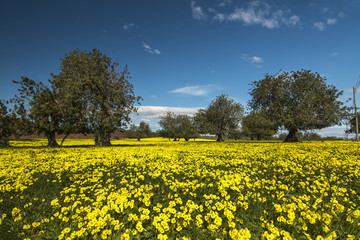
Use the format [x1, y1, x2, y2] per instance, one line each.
[8, 99, 34, 138]
[159, 113, 199, 141]
[52, 48, 141, 146]
[0, 100, 12, 147]
[347, 113, 359, 134]
[242, 111, 277, 140]
[195, 94, 244, 141]
[12, 77, 62, 147]
[227, 129, 244, 140]
[126, 121, 152, 140]
[249, 69, 345, 142]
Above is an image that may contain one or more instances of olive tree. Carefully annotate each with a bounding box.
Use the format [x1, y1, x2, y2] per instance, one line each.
[195, 94, 244, 142]
[53, 48, 141, 146]
[249, 69, 345, 142]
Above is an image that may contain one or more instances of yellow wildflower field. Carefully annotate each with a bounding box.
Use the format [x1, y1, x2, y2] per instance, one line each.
[0, 139, 359, 240]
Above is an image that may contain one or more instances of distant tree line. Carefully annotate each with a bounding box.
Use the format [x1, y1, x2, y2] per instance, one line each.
[1, 54, 353, 147]
[156, 69, 349, 142]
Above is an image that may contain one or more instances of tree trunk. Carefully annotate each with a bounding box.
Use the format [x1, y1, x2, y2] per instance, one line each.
[46, 131, 59, 147]
[137, 138, 141, 141]
[185, 138, 189, 141]
[217, 134, 224, 142]
[95, 131, 111, 146]
[284, 129, 298, 142]
[60, 133, 70, 147]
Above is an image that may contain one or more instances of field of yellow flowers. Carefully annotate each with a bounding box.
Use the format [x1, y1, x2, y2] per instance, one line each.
[0, 138, 359, 240]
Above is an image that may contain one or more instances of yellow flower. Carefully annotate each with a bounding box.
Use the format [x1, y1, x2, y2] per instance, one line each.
[158, 234, 168, 240]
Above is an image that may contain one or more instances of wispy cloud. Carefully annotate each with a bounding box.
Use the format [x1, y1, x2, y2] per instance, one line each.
[314, 10, 343, 31]
[227, 2, 300, 28]
[123, 23, 136, 31]
[241, 54, 263, 68]
[327, 18, 337, 25]
[218, 0, 232, 8]
[170, 85, 218, 96]
[194, 1, 300, 29]
[332, 52, 339, 57]
[314, 21, 326, 31]
[143, 42, 161, 55]
[191, 1, 207, 20]
[150, 95, 158, 99]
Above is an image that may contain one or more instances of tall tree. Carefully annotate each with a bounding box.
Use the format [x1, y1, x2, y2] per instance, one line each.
[195, 94, 244, 142]
[242, 111, 277, 140]
[52, 48, 141, 146]
[249, 69, 345, 142]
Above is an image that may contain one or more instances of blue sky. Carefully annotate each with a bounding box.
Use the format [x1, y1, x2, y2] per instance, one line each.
[1, 0, 359, 137]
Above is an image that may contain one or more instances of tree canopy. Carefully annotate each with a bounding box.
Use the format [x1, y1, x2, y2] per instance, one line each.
[249, 69, 345, 142]
[242, 111, 277, 140]
[126, 121, 152, 141]
[52, 48, 141, 146]
[159, 112, 198, 141]
[195, 94, 244, 141]
[13, 77, 64, 147]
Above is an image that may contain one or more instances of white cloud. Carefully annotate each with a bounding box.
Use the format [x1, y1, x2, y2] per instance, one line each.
[327, 18, 337, 25]
[314, 17, 338, 31]
[170, 85, 218, 96]
[332, 52, 339, 57]
[191, 1, 207, 20]
[214, 13, 225, 22]
[225, 1, 300, 28]
[288, 15, 300, 26]
[123, 23, 135, 31]
[192, 1, 300, 29]
[314, 21, 326, 31]
[218, 0, 232, 8]
[241, 54, 263, 67]
[314, 126, 349, 138]
[250, 56, 263, 63]
[143, 42, 161, 55]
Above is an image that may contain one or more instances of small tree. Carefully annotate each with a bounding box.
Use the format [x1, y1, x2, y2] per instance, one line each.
[159, 113, 198, 141]
[13, 77, 63, 147]
[126, 121, 152, 141]
[195, 94, 244, 142]
[159, 112, 178, 140]
[8, 100, 34, 139]
[227, 129, 243, 140]
[249, 69, 345, 142]
[302, 132, 322, 141]
[242, 111, 277, 140]
[176, 115, 199, 141]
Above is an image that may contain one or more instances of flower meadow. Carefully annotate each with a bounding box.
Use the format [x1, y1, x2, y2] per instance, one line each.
[0, 139, 360, 240]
